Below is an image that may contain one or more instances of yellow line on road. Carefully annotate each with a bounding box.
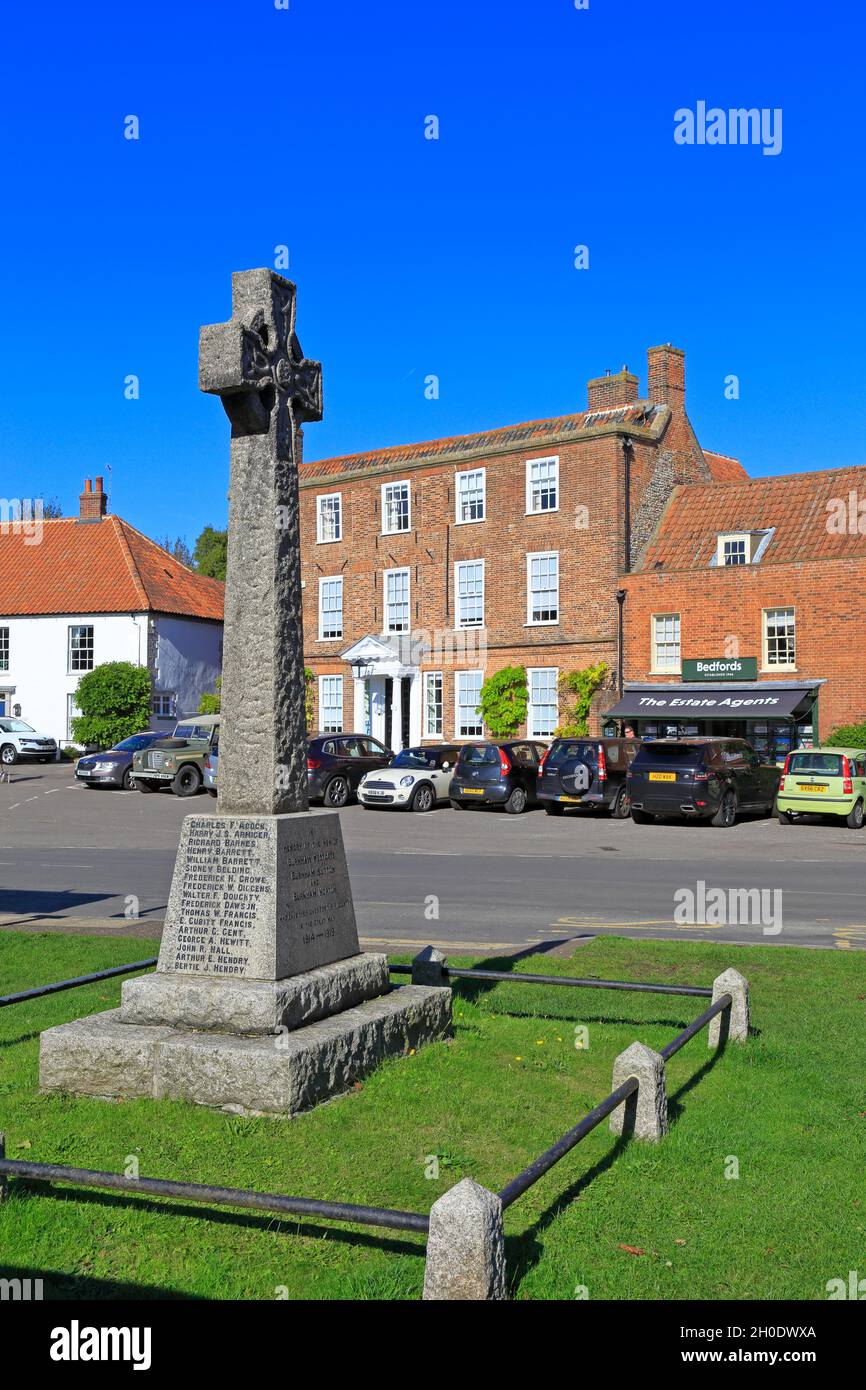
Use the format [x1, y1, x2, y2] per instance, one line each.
[360, 936, 521, 952]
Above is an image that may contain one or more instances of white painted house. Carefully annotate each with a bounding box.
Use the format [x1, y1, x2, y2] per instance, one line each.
[0, 477, 225, 748]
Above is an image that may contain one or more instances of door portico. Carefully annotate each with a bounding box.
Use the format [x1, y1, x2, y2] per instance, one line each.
[341, 635, 421, 751]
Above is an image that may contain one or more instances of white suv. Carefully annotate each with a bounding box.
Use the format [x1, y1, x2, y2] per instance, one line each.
[0, 717, 58, 766]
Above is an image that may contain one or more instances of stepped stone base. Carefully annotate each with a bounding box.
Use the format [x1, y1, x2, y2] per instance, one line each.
[120, 953, 389, 1035]
[39, 984, 452, 1117]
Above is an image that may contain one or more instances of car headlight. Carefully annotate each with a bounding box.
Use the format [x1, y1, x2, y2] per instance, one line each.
[399, 776, 415, 786]
[92, 761, 114, 772]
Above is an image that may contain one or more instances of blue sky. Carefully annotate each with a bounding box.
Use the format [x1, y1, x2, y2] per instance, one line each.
[1, 0, 862, 544]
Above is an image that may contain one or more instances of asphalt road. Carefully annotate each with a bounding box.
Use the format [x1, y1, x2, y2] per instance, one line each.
[1, 762, 865, 953]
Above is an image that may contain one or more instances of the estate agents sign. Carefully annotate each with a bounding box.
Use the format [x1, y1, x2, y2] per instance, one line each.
[682, 657, 758, 682]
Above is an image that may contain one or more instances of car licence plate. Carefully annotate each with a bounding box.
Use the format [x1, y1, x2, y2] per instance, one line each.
[649, 772, 676, 782]
[461, 788, 485, 795]
[559, 795, 583, 803]
[797, 783, 827, 793]
[364, 791, 388, 798]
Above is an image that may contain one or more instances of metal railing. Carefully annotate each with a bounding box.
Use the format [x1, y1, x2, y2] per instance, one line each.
[0, 958, 158, 1009]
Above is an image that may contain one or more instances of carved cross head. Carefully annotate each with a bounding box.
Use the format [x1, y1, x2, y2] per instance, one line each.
[199, 269, 322, 461]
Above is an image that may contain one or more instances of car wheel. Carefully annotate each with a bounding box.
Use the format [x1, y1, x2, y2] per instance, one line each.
[172, 766, 202, 798]
[324, 775, 350, 808]
[544, 802, 565, 816]
[0, 744, 18, 766]
[122, 767, 135, 791]
[136, 779, 157, 793]
[711, 789, 737, 828]
[505, 786, 527, 814]
[778, 810, 793, 825]
[630, 808, 654, 824]
[611, 786, 631, 819]
[410, 784, 435, 813]
[846, 798, 864, 830]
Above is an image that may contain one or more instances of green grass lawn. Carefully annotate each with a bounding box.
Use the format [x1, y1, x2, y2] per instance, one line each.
[1, 930, 864, 1300]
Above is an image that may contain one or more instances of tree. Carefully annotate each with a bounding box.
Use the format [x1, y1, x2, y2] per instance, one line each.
[193, 525, 228, 581]
[41, 496, 63, 519]
[159, 535, 193, 568]
[199, 677, 221, 715]
[71, 662, 152, 749]
[478, 666, 528, 739]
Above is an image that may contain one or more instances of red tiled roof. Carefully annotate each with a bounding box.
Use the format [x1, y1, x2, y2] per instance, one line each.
[0, 516, 224, 620]
[703, 449, 749, 483]
[639, 467, 866, 572]
[302, 402, 666, 478]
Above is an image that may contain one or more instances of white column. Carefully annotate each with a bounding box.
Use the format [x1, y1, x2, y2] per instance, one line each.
[391, 676, 405, 750]
[353, 677, 366, 733]
[409, 673, 423, 745]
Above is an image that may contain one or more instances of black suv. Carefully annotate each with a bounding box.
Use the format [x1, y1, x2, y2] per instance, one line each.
[306, 733, 393, 808]
[627, 738, 781, 827]
[449, 740, 548, 814]
[538, 737, 640, 818]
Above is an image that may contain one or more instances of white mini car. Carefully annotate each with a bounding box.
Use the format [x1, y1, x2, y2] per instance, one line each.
[358, 744, 460, 812]
[0, 717, 58, 766]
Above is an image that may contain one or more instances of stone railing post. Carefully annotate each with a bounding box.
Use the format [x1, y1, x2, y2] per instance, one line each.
[412, 945, 449, 988]
[423, 1177, 506, 1300]
[708, 968, 750, 1046]
[609, 1041, 668, 1141]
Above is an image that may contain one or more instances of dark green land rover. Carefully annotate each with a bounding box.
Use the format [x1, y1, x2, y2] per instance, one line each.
[132, 714, 220, 798]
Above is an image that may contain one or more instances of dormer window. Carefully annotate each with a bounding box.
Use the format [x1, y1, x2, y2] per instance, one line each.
[713, 529, 774, 567]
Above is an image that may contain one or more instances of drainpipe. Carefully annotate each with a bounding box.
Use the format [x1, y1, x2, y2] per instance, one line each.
[621, 436, 632, 574]
[615, 588, 627, 703]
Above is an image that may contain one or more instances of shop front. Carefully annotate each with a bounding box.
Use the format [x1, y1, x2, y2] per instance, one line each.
[604, 677, 822, 765]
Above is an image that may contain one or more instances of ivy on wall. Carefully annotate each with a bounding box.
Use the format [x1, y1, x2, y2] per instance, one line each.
[556, 662, 610, 737]
[478, 665, 529, 739]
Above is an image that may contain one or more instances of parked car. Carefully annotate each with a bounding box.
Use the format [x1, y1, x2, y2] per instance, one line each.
[132, 715, 220, 797]
[204, 740, 218, 798]
[358, 744, 461, 811]
[538, 736, 640, 818]
[307, 733, 393, 808]
[0, 717, 57, 766]
[75, 731, 166, 789]
[449, 740, 548, 813]
[627, 737, 781, 827]
[776, 746, 866, 829]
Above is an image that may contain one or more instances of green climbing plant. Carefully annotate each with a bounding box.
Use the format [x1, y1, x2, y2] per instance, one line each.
[478, 666, 528, 739]
[555, 662, 610, 737]
[305, 667, 315, 730]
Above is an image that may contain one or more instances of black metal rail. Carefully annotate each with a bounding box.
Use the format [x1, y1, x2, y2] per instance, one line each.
[0, 958, 158, 1009]
[389, 963, 712, 998]
[0, 1153, 429, 1234]
[660, 994, 730, 1061]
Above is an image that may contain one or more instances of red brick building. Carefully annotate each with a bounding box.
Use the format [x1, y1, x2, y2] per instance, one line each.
[610, 467, 866, 757]
[299, 344, 745, 747]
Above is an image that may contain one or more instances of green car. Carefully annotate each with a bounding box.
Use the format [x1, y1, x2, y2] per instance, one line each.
[132, 714, 220, 798]
[777, 746, 866, 829]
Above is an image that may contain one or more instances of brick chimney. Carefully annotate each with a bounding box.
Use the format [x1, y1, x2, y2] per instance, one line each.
[647, 344, 685, 409]
[586, 367, 639, 412]
[78, 476, 108, 522]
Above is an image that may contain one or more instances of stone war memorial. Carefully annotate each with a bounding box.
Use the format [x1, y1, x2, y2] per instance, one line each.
[39, 269, 452, 1115]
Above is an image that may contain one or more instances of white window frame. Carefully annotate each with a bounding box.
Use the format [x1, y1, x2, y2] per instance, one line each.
[318, 576, 344, 640]
[383, 567, 411, 634]
[316, 492, 342, 544]
[381, 479, 411, 534]
[68, 624, 94, 673]
[527, 667, 559, 739]
[651, 613, 681, 673]
[67, 693, 82, 742]
[455, 559, 485, 629]
[455, 670, 484, 738]
[525, 455, 559, 515]
[455, 467, 486, 524]
[762, 606, 796, 671]
[152, 691, 176, 720]
[424, 671, 443, 737]
[526, 551, 559, 625]
[318, 675, 344, 733]
[0, 626, 8, 672]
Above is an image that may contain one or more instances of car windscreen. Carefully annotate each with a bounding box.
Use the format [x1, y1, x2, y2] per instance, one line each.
[548, 741, 596, 767]
[635, 743, 706, 765]
[114, 735, 152, 752]
[459, 745, 499, 766]
[0, 719, 35, 733]
[787, 752, 845, 776]
[174, 724, 210, 740]
[392, 749, 437, 769]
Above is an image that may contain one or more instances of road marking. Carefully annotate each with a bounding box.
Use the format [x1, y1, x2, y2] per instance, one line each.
[44, 788, 59, 794]
[360, 936, 521, 951]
